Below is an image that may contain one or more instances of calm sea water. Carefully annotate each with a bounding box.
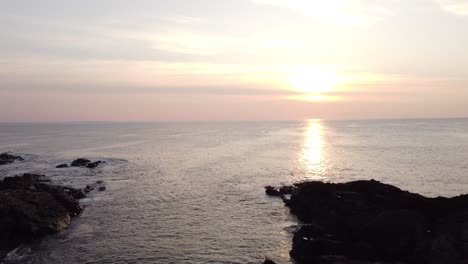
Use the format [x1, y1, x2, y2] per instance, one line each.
[1, 119, 468, 263]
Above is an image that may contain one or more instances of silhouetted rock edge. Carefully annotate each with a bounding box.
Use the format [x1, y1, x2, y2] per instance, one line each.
[266, 180, 468, 263]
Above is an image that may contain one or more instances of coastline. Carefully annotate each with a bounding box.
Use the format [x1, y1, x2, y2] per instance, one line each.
[0, 154, 108, 260]
[266, 180, 468, 263]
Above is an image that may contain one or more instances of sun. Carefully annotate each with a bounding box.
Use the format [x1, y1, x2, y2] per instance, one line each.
[288, 67, 338, 94]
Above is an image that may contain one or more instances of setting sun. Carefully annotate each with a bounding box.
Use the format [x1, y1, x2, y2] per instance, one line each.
[1, 1, 468, 264]
[288, 66, 339, 94]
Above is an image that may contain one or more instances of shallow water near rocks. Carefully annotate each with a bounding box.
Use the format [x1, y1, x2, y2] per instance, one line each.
[1, 119, 468, 263]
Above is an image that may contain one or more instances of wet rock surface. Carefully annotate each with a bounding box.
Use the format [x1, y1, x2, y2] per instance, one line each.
[0, 173, 84, 257]
[86, 161, 103, 169]
[54, 158, 107, 169]
[70, 158, 104, 169]
[267, 180, 468, 263]
[0, 153, 24, 165]
[70, 158, 91, 167]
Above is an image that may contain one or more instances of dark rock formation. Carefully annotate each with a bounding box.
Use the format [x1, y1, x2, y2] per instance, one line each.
[86, 161, 103, 169]
[268, 180, 468, 263]
[0, 153, 23, 165]
[265, 185, 294, 197]
[70, 158, 104, 169]
[56, 163, 69, 168]
[70, 158, 91, 167]
[70, 188, 86, 199]
[84, 185, 94, 193]
[0, 173, 83, 256]
[98, 186, 106, 191]
[265, 186, 281, 196]
[263, 258, 277, 264]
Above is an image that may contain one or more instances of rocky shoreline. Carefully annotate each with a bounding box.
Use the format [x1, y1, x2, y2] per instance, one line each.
[0, 173, 84, 258]
[0, 153, 24, 165]
[266, 180, 468, 264]
[0, 154, 107, 259]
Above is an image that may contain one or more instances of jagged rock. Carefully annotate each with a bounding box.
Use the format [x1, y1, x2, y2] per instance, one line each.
[263, 258, 276, 264]
[0, 153, 23, 165]
[269, 180, 468, 263]
[56, 163, 69, 168]
[0, 173, 83, 256]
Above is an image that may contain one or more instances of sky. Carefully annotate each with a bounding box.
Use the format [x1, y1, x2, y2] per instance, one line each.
[1, 0, 468, 122]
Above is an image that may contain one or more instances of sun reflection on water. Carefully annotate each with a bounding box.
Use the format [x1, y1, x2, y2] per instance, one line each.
[301, 119, 327, 180]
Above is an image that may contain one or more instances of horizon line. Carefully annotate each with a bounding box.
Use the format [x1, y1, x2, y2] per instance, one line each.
[1, 116, 467, 124]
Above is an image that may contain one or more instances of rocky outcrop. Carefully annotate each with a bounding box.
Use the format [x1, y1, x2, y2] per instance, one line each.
[69, 158, 104, 169]
[70, 158, 91, 167]
[87, 161, 103, 169]
[267, 180, 468, 263]
[265, 186, 281, 196]
[0, 173, 84, 256]
[0, 153, 23, 165]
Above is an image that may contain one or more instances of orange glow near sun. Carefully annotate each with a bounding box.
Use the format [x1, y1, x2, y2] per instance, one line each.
[286, 66, 343, 102]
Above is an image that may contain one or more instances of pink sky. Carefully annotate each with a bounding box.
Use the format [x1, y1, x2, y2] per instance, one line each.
[1, 0, 468, 121]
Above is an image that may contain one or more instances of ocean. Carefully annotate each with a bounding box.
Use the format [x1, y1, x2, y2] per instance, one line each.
[1, 119, 467, 263]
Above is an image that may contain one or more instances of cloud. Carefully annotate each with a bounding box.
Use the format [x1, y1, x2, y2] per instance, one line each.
[0, 83, 296, 97]
[146, 31, 245, 55]
[161, 15, 205, 25]
[251, 0, 393, 27]
[437, 0, 468, 16]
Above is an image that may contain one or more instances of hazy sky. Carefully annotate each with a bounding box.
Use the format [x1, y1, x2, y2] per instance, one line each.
[1, 0, 468, 122]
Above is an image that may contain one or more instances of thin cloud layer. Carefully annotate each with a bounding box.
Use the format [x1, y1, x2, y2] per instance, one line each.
[1, 0, 468, 121]
[251, 0, 393, 27]
[437, 0, 468, 15]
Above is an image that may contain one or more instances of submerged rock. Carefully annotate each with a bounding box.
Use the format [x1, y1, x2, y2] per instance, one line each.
[0, 173, 83, 256]
[56, 163, 69, 168]
[98, 186, 106, 191]
[269, 180, 468, 263]
[0, 153, 23, 165]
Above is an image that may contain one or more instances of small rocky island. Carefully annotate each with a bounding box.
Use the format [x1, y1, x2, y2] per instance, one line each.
[0, 173, 84, 257]
[266, 180, 468, 263]
[56, 158, 105, 169]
